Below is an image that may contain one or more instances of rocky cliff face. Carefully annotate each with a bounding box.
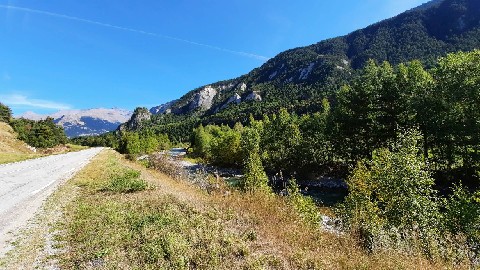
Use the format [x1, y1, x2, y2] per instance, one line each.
[150, 100, 178, 115]
[118, 107, 152, 131]
[188, 86, 218, 111]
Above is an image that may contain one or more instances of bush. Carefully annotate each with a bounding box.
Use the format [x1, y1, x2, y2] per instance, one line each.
[240, 126, 270, 193]
[444, 185, 480, 255]
[149, 153, 187, 181]
[103, 168, 148, 193]
[0, 103, 12, 123]
[286, 179, 321, 227]
[340, 130, 441, 253]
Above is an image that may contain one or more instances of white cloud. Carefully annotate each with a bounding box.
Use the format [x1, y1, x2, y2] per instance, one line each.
[0, 94, 72, 110]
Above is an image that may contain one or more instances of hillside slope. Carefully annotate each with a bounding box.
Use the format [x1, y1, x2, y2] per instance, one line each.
[149, 0, 480, 119]
[0, 122, 33, 154]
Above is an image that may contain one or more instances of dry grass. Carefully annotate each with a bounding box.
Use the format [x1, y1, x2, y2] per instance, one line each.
[0, 122, 90, 164]
[0, 122, 42, 164]
[52, 149, 469, 269]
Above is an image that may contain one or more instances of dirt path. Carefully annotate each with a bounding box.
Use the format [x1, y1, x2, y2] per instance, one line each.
[0, 147, 103, 256]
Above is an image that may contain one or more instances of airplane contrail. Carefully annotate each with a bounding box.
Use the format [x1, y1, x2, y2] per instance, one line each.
[0, 4, 270, 61]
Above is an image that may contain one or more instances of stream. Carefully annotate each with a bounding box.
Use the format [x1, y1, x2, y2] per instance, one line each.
[167, 148, 348, 207]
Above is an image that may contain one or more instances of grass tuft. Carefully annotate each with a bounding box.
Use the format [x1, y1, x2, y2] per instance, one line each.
[102, 168, 148, 193]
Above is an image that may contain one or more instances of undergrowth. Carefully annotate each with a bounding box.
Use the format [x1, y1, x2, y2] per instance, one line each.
[57, 150, 466, 269]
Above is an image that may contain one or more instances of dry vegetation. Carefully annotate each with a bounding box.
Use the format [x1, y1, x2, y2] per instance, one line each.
[49, 149, 462, 269]
[0, 122, 41, 164]
[0, 122, 88, 164]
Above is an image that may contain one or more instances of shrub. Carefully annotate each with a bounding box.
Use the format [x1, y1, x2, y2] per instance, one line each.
[340, 130, 441, 253]
[286, 179, 321, 227]
[103, 168, 148, 193]
[240, 127, 270, 193]
[149, 153, 186, 181]
[444, 185, 480, 256]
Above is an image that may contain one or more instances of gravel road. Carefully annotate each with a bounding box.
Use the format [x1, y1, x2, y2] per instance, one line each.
[0, 147, 103, 256]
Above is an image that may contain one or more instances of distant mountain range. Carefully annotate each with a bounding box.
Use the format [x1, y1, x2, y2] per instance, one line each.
[143, 0, 480, 121]
[20, 108, 132, 138]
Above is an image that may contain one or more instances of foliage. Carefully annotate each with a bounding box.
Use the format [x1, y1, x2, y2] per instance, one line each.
[240, 125, 270, 192]
[286, 179, 321, 227]
[0, 103, 12, 123]
[340, 130, 441, 253]
[444, 185, 480, 251]
[10, 117, 67, 148]
[102, 168, 148, 193]
[148, 153, 186, 181]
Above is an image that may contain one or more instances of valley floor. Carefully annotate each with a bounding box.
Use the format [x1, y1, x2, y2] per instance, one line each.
[0, 149, 466, 269]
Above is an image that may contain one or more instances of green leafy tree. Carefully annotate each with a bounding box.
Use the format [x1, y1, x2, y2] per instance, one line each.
[0, 103, 12, 123]
[341, 130, 440, 252]
[241, 125, 270, 192]
[444, 185, 480, 248]
[433, 50, 480, 169]
[261, 108, 301, 174]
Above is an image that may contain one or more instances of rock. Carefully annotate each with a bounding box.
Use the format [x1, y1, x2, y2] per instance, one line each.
[188, 86, 218, 111]
[299, 62, 315, 80]
[244, 91, 262, 102]
[219, 93, 241, 110]
[150, 100, 178, 114]
[119, 107, 151, 131]
[239, 83, 247, 92]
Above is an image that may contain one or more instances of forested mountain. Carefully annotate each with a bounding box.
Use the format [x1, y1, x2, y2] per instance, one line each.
[146, 0, 479, 121]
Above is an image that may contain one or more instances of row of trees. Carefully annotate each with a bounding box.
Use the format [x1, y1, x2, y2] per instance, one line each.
[192, 50, 480, 188]
[10, 117, 67, 148]
[72, 129, 171, 157]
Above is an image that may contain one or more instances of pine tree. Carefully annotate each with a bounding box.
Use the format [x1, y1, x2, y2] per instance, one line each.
[0, 103, 12, 123]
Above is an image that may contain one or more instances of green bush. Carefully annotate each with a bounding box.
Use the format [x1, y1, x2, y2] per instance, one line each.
[444, 185, 480, 251]
[103, 168, 148, 193]
[340, 130, 441, 253]
[0, 103, 12, 123]
[240, 126, 270, 193]
[286, 179, 320, 227]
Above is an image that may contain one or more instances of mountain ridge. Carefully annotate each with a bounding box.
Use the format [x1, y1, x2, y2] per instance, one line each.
[20, 108, 132, 138]
[145, 0, 480, 120]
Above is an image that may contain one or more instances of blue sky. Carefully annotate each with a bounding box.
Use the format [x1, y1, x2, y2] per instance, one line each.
[0, 0, 428, 115]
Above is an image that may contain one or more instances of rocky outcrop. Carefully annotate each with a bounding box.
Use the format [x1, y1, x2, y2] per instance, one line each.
[239, 83, 247, 92]
[244, 91, 262, 102]
[119, 107, 151, 131]
[219, 93, 242, 110]
[188, 86, 218, 111]
[150, 100, 177, 115]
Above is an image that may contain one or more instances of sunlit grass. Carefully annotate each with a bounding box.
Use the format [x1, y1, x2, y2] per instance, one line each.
[57, 149, 464, 269]
[0, 153, 43, 164]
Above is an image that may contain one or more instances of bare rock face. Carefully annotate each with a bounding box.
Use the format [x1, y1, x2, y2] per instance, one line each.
[239, 83, 247, 92]
[189, 86, 218, 111]
[219, 93, 242, 110]
[150, 100, 177, 115]
[245, 91, 262, 102]
[120, 107, 151, 131]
